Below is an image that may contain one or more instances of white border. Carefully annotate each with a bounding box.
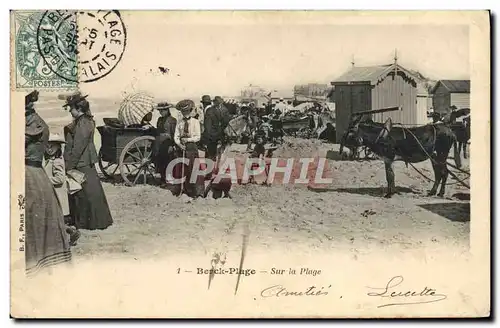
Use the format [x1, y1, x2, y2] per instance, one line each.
[3, 0, 497, 325]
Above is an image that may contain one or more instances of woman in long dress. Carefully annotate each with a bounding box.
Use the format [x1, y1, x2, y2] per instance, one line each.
[63, 92, 113, 230]
[25, 90, 72, 276]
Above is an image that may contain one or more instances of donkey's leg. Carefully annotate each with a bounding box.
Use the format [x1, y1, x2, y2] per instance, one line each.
[463, 142, 468, 159]
[437, 156, 449, 197]
[384, 159, 396, 198]
[453, 141, 462, 168]
[428, 159, 442, 196]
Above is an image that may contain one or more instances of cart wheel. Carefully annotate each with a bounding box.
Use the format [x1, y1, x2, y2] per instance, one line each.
[119, 136, 157, 186]
[98, 149, 119, 179]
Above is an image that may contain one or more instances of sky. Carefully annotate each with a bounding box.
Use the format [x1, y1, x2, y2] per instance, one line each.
[79, 11, 470, 103]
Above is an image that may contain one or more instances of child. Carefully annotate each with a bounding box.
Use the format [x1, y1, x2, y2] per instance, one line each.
[248, 130, 270, 185]
[44, 133, 81, 246]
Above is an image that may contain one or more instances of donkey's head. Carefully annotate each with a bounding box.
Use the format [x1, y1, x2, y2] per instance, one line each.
[340, 116, 393, 154]
[339, 114, 364, 154]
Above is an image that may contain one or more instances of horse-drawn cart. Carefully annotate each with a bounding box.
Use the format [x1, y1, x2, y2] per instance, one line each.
[97, 123, 157, 186]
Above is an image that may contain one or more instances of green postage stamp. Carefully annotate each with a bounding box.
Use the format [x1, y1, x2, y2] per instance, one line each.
[13, 10, 78, 90]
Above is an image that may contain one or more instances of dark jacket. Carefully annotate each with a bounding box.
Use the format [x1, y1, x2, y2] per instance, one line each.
[156, 115, 177, 140]
[64, 114, 98, 170]
[25, 110, 49, 164]
[203, 104, 231, 142]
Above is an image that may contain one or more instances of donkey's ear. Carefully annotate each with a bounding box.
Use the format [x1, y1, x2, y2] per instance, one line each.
[375, 118, 392, 142]
[351, 113, 363, 125]
[383, 117, 393, 133]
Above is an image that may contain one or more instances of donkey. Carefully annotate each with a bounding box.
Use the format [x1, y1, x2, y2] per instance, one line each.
[428, 110, 471, 161]
[341, 116, 459, 198]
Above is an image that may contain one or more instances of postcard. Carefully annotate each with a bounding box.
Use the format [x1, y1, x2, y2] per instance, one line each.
[10, 10, 490, 318]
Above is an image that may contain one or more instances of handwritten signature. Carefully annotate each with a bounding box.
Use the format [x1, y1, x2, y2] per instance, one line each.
[366, 275, 447, 308]
[261, 285, 331, 298]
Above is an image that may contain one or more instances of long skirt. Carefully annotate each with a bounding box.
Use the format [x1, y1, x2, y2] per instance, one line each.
[69, 165, 113, 230]
[154, 136, 175, 183]
[169, 143, 205, 198]
[25, 165, 71, 276]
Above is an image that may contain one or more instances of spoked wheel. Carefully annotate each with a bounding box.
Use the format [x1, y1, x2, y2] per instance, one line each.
[119, 136, 157, 186]
[98, 149, 119, 179]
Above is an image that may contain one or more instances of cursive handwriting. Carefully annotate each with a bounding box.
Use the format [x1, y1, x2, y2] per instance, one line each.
[261, 285, 331, 298]
[366, 275, 447, 308]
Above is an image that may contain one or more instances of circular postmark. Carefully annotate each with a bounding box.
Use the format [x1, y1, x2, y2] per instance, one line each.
[77, 11, 127, 83]
[36, 10, 127, 83]
[36, 10, 78, 82]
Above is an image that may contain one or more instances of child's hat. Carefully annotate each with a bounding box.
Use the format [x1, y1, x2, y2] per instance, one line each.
[48, 133, 66, 144]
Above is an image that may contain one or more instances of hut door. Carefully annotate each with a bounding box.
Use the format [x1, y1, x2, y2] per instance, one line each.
[350, 85, 371, 119]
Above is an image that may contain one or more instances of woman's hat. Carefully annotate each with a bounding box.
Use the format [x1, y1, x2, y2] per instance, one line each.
[156, 102, 174, 110]
[62, 91, 88, 109]
[48, 133, 66, 144]
[25, 90, 39, 107]
[176, 99, 195, 113]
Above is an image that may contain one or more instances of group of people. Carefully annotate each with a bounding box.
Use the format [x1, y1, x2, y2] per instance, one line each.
[153, 95, 232, 198]
[24, 90, 113, 276]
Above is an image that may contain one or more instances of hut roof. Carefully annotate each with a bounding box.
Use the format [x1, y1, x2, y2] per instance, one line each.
[431, 80, 470, 94]
[331, 64, 421, 85]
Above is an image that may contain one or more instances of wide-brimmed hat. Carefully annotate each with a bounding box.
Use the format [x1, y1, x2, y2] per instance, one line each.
[25, 90, 39, 107]
[201, 95, 212, 103]
[48, 133, 66, 144]
[156, 102, 174, 110]
[176, 99, 195, 113]
[62, 91, 88, 109]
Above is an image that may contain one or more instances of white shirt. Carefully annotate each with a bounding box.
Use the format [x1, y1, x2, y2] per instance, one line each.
[194, 104, 205, 122]
[174, 117, 201, 149]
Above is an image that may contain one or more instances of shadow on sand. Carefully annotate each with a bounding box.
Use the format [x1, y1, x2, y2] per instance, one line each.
[418, 202, 470, 223]
[307, 185, 418, 197]
[325, 150, 378, 162]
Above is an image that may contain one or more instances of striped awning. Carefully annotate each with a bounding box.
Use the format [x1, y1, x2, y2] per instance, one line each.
[118, 92, 155, 127]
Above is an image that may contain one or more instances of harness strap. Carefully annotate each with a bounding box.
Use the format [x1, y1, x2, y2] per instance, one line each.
[400, 124, 439, 164]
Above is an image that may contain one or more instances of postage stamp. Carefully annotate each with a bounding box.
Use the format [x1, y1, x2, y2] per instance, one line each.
[13, 11, 77, 90]
[10, 10, 490, 319]
[13, 10, 127, 89]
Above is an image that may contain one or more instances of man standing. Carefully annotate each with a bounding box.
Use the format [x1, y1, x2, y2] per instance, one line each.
[199, 95, 212, 134]
[203, 95, 231, 167]
[274, 98, 287, 118]
[286, 100, 294, 114]
[154, 102, 177, 186]
[174, 99, 204, 198]
[246, 102, 259, 151]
